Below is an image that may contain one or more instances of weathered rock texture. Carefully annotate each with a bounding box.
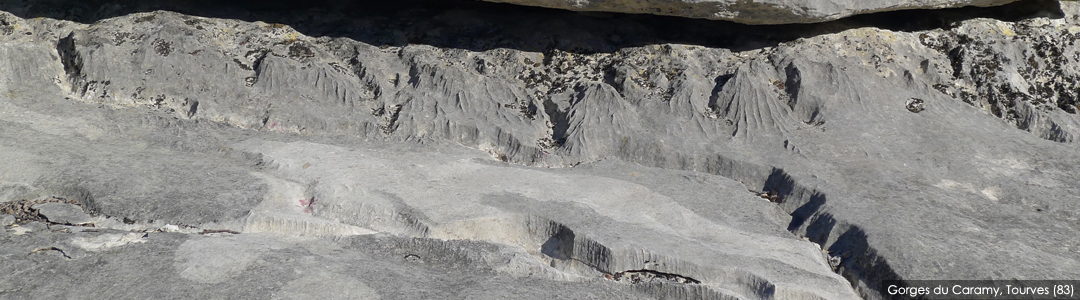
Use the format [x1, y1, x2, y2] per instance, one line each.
[1, 0, 1079, 299]
[32, 203, 92, 225]
[479, 0, 1024, 24]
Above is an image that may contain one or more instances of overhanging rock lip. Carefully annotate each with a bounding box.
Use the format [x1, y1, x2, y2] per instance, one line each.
[475, 0, 1028, 25]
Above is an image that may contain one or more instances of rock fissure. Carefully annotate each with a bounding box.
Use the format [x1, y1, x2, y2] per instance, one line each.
[28, 247, 72, 259]
[606, 269, 702, 285]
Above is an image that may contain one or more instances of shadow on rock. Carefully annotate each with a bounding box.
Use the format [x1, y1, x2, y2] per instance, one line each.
[0, 0, 1064, 53]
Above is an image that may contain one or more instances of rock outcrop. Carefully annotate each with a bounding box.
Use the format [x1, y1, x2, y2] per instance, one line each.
[1, 0, 1079, 299]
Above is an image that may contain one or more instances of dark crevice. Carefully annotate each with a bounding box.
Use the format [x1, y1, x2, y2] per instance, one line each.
[801, 212, 837, 248]
[782, 62, 801, 110]
[186, 100, 199, 118]
[788, 192, 827, 231]
[535, 219, 614, 274]
[1043, 121, 1073, 143]
[828, 227, 905, 300]
[378, 102, 405, 135]
[542, 99, 570, 147]
[762, 168, 797, 202]
[540, 222, 575, 260]
[55, 31, 86, 95]
[609, 269, 702, 285]
[724, 164, 903, 299]
[706, 74, 733, 112]
[200, 229, 241, 234]
[948, 45, 967, 79]
[28, 247, 72, 259]
[56, 32, 82, 76]
[249, 50, 270, 76]
[844, 0, 1063, 31]
[0, 0, 1062, 54]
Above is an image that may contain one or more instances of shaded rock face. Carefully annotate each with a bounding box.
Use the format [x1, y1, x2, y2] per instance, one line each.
[478, 0, 1024, 24]
[1, 0, 1079, 299]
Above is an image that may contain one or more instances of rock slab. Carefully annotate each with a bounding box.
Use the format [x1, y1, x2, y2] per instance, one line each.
[32, 203, 92, 226]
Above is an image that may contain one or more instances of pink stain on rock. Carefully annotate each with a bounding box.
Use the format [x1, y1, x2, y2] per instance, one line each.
[297, 197, 316, 214]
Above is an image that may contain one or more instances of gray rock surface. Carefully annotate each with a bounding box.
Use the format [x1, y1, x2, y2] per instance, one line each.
[1, 230, 661, 299]
[32, 203, 93, 226]
[478, 0, 1022, 24]
[0, 214, 13, 226]
[1, 0, 1079, 299]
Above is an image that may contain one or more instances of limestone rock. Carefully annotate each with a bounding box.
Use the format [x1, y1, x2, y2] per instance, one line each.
[32, 203, 92, 225]
[0, 1, 1079, 299]
[0, 214, 13, 226]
